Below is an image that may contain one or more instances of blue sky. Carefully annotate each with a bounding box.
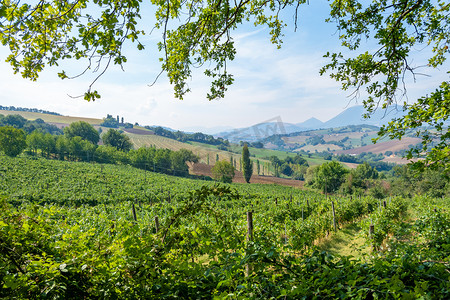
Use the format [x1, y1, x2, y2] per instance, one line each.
[0, 2, 447, 134]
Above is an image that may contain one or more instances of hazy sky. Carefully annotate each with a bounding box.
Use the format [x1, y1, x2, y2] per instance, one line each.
[0, 2, 447, 133]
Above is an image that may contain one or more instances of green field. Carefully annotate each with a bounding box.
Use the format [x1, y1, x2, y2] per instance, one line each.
[1, 155, 449, 298]
[0, 110, 102, 125]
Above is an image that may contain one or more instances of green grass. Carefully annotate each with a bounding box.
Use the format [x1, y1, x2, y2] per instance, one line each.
[318, 223, 371, 259]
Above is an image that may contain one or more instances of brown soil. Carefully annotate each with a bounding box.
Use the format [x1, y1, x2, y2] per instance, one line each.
[122, 128, 154, 135]
[334, 137, 421, 155]
[189, 163, 304, 188]
[48, 122, 69, 129]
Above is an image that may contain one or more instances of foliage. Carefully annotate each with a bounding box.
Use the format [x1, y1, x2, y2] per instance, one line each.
[63, 121, 100, 144]
[0, 126, 27, 157]
[147, 126, 229, 147]
[351, 162, 379, 188]
[0, 156, 449, 298]
[320, 1, 450, 171]
[102, 128, 133, 152]
[1, 1, 449, 169]
[100, 114, 119, 128]
[378, 82, 450, 175]
[242, 143, 253, 183]
[389, 165, 450, 198]
[0, 114, 62, 135]
[211, 160, 235, 183]
[313, 161, 348, 193]
[0, 105, 61, 115]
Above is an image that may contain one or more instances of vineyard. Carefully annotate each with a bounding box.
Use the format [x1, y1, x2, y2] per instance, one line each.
[1, 155, 449, 298]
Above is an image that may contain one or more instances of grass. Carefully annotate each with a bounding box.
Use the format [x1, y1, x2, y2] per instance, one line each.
[318, 223, 371, 259]
[0, 110, 102, 125]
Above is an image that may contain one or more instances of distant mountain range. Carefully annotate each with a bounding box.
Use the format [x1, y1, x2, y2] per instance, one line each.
[215, 105, 406, 142]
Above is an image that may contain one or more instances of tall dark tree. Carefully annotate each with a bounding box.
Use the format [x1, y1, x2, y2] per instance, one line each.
[242, 143, 253, 183]
[64, 121, 100, 144]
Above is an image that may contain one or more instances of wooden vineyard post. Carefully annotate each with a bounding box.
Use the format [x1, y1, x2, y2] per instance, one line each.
[284, 222, 288, 244]
[132, 202, 137, 223]
[247, 211, 253, 242]
[383, 200, 387, 208]
[154, 216, 160, 233]
[331, 200, 337, 232]
[246, 211, 253, 276]
[369, 224, 375, 251]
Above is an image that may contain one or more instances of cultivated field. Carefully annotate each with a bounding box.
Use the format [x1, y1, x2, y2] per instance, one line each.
[0, 110, 102, 125]
[335, 137, 422, 155]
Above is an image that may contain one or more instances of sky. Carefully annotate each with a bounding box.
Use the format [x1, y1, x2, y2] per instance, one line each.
[0, 1, 448, 134]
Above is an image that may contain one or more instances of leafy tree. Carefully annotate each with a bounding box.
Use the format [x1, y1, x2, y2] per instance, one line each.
[64, 121, 99, 144]
[94, 146, 129, 165]
[293, 155, 308, 166]
[42, 133, 56, 157]
[0, 114, 27, 128]
[55, 136, 69, 160]
[280, 163, 293, 176]
[343, 162, 379, 194]
[314, 161, 348, 194]
[100, 115, 119, 128]
[102, 129, 133, 152]
[211, 161, 235, 183]
[305, 165, 320, 186]
[68, 136, 96, 161]
[26, 129, 46, 155]
[242, 144, 253, 183]
[129, 147, 156, 170]
[2, 1, 449, 170]
[170, 149, 199, 176]
[154, 149, 172, 173]
[0, 126, 27, 157]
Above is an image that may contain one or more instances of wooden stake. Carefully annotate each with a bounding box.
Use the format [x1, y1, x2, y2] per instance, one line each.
[132, 202, 137, 222]
[331, 200, 337, 232]
[247, 211, 253, 242]
[246, 211, 253, 277]
[155, 216, 160, 233]
[369, 224, 375, 251]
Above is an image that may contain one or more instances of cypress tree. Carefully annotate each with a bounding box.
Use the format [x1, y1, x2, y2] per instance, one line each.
[256, 159, 260, 175]
[242, 143, 252, 183]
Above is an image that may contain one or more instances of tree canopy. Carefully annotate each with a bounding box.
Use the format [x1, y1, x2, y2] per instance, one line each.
[64, 121, 100, 144]
[1, 1, 449, 172]
[212, 160, 235, 183]
[0, 126, 27, 157]
[102, 129, 132, 152]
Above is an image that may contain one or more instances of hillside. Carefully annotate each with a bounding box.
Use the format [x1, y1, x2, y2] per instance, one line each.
[1, 109, 330, 177]
[0, 109, 102, 125]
